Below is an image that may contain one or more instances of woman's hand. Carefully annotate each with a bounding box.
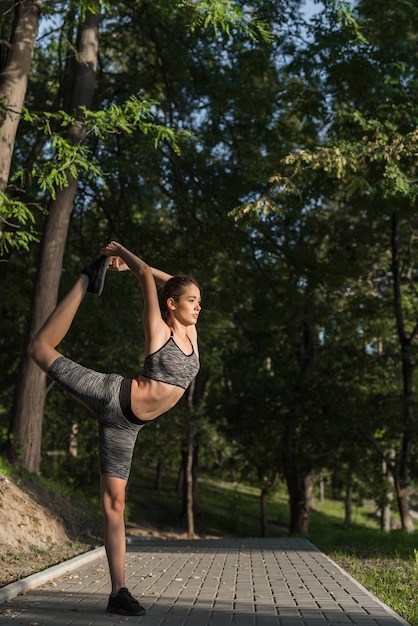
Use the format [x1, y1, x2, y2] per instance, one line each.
[101, 242, 129, 271]
[101, 241, 122, 256]
[108, 256, 129, 272]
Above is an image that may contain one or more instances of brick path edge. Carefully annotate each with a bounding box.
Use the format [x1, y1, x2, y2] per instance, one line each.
[318, 545, 411, 626]
[0, 546, 106, 604]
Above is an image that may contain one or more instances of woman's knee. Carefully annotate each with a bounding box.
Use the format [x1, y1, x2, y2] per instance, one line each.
[102, 494, 125, 516]
[101, 477, 126, 516]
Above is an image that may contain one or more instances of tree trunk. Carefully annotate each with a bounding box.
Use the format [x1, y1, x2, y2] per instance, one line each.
[185, 428, 195, 539]
[283, 412, 311, 534]
[390, 211, 415, 533]
[319, 473, 325, 504]
[8, 10, 101, 472]
[69, 420, 78, 457]
[260, 472, 279, 537]
[283, 443, 310, 535]
[154, 456, 165, 490]
[344, 470, 353, 529]
[381, 450, 394, 533]
[177, 381, 199, 538]
[185, 379, 197, 539]
[288, 478, 310, 534]
[0, 0, 42, 193]
[394, 467, 415, 533]
[305, 473, 316, 511]
[282, 312, 314, 534]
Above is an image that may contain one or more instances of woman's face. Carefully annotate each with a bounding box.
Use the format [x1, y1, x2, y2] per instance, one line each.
[169, 284, 201, 326]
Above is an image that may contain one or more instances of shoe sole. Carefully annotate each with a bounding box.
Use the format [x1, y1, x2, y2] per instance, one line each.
[93, 257, 110, 296]
[106, 607, 146, 616]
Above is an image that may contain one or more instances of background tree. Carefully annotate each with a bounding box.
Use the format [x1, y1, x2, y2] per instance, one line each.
[1, 0, 417, 537]
[0, 0, 41, 252]
[8, 5, 102, 472]
[254, 0, 418, 531]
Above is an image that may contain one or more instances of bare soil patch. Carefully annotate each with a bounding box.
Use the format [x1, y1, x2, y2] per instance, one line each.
[0, 471, 101, 587]
[0, 472, 193, 588]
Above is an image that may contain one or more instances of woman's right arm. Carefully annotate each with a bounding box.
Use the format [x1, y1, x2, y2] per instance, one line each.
[101, 242, 169, 348]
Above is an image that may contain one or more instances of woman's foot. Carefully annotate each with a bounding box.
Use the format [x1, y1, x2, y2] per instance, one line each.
[106, 587, 146, 616]
[81, 256, 110, 296]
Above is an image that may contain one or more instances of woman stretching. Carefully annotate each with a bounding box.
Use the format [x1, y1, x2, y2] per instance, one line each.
[27, 241, 201, 616]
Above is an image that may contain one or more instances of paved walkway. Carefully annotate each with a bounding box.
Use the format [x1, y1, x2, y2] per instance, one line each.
[0, 538, 411, 626]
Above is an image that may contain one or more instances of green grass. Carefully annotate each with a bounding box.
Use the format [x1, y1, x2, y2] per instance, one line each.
[0, 454, 12, 477]
[308, 520, 418, 626]
[129, 467, 418, 625]
[305, 500, 418, 624]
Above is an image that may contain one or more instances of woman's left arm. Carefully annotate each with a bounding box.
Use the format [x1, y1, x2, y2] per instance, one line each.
[151, 266, 173, 287]
[105, 246, 172, 287]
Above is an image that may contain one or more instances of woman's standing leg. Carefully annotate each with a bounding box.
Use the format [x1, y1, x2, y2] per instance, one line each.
[101, 475, 146, 616]
[100, 475, 128, 592]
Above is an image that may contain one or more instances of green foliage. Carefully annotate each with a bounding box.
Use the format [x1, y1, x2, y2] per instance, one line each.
[78, 97, 193, 149]
[41, 0, 112, 21]
[2, 0, 271, 256]
[0, 427, 13, 447]
[280, 117, 418, 200]
[177, 0, 273, 42]
[2, 0, 418, 548]
[0, 193, 39, 255]
[15, 135, 101, 199]
[330, 0, 369, 44]
[17, 96, 192, 199]
[0, 454, 12, 477]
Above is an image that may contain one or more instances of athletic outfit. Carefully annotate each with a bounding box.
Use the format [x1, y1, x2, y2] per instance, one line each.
[47, 332, 199, 480]
[142, 331, 199, 389]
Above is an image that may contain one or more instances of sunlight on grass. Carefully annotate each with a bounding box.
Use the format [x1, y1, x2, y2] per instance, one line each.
[309, 524, 418, 625]
[0, 455, 12, 477]
[334, 554, 418, 625]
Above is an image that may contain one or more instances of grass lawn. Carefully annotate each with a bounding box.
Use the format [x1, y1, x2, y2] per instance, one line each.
[130, 467, 418, 625]
[308, 502, 418, 626]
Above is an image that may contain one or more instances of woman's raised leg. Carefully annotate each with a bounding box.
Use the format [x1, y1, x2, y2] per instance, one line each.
[27, 256, 109, 373]
[27, 277, 88, 373]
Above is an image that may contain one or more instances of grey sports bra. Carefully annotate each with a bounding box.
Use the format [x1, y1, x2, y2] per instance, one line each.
[142, 332, 200, 389]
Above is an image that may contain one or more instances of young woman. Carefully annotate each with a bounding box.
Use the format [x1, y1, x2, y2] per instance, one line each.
[27, 241, 201, 616]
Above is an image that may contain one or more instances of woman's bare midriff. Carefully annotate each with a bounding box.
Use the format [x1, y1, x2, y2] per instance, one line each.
[130, 375, 185, 421]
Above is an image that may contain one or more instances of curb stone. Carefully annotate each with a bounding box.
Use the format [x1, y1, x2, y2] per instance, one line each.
[0, 545, 106, 604]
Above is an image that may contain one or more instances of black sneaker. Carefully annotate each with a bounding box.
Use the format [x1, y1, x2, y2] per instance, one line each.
[81, 256, 110, 296]
[106, 587, 146, 616]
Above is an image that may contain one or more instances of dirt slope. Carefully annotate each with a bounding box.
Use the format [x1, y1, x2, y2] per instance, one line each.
[0, 472, 192, 588]
[0, 471, 102, 587]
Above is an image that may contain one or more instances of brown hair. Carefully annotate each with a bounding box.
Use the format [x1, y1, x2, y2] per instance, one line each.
[159, 275, 200, 322]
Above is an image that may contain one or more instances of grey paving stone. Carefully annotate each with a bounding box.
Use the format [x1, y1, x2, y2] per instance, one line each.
[0, 538, 411, 626]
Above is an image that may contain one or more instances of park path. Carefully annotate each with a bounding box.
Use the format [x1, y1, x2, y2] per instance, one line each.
[0, 537, 411, 625]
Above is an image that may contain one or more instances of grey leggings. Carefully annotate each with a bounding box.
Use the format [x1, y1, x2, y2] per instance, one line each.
[48, 356, 144, 480]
